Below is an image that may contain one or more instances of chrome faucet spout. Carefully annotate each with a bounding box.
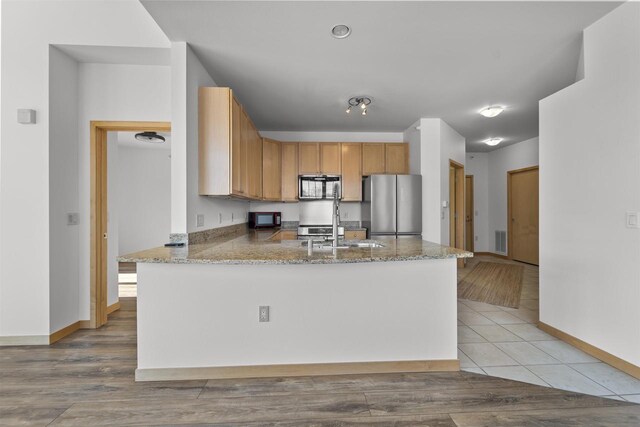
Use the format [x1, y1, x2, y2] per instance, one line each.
[332, 186, 340, 248]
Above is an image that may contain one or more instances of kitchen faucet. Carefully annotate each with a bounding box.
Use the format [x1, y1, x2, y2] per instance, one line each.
[332, 186, 340, 248]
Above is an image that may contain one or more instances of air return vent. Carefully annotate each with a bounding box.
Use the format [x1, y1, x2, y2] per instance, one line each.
[495, 230, 507, 253]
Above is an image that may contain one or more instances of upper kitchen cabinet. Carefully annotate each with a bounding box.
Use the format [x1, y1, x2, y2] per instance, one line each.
[340, 143, 362, 201]
[199, 87, 263, 199]
[244, 112, 263, 199]
[385, 143, 409, 174]
[362, 143, 386, 175]
[262, 138, 282, 201]
[298, 142, 320, 174]
[281, 142, 299, 201]
[320, 143, 341, 174]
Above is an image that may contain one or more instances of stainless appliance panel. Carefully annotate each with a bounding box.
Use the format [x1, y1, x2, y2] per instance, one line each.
[298, 175, 341, 200]
[396, 175, 422, 235]
[299, 200, 333, 226]
[370, 175, 397, 234]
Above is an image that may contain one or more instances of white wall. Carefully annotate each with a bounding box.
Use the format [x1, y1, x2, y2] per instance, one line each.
[404, 118, 465, 245]
[118, 146, 171, 255]
[49, 46, 79, 333]
[0, 0, 169, 337]
[539, 3, 640, 366]
[440, 121, 466, 246]
[171, 42, 249, 235]
[464, 152, 489, 252]
[77, 62, 171, 319]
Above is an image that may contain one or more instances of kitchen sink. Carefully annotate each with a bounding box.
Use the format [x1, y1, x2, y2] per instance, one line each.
[345, 241, 385, 248]
[308, 240, 385, 251]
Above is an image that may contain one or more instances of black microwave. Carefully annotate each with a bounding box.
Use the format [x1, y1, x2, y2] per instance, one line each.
[248, 212, 281, 229]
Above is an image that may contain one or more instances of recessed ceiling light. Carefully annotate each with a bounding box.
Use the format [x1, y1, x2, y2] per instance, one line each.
[480, 106, 504, 118]
[483, 137, 503, 146]
[332, 25, 351, 39]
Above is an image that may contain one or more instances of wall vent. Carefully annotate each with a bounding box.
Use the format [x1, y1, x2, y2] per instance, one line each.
[495, 230, 507, 253]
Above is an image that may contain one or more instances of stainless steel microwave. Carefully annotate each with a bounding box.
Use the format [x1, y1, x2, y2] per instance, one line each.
[298, 175, 341, 200]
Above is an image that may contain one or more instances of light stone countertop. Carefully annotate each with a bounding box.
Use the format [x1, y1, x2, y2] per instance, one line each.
[118, 229, 473, 265]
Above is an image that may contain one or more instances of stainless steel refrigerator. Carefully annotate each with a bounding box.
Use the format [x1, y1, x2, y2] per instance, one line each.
[361, 175, 422, 238]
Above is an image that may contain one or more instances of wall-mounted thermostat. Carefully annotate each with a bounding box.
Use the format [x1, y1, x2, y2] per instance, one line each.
[17, 109, 36, 124]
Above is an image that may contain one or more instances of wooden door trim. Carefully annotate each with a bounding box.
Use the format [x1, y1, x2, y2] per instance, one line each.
[507, 165, 539, 262]
[89, 121, 171, 329]
[449, 160, 465, 267]
[465, 175, 474, 253]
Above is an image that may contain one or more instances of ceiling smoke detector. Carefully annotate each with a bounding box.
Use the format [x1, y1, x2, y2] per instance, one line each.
[331, 25, 351, 39]
[135, 131, 165, 143]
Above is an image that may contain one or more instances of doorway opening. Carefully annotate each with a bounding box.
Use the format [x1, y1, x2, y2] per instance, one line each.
[90, 121, 171, 328]
[508, 166, 539, 265]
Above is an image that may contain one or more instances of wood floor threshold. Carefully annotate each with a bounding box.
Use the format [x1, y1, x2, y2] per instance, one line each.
[539, 321, 640, 380]
[473, 251, 509, 260]
[135, 359, 460, 381]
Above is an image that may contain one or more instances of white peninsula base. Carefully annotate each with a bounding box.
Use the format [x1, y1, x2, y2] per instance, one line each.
[135, 258, 459, 381]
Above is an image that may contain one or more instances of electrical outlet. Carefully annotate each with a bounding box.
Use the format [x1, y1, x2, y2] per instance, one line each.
[259, 306, 270, 322]
[343, 211, 348, 219]
[196, 214, 205, 228]
[231, 212, 234, 222]
[219, 213, 223, 224]
[67, 212, 79, 226]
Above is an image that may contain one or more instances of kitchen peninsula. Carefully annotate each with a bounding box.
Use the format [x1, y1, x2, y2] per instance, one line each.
[121, 228, 472, 382]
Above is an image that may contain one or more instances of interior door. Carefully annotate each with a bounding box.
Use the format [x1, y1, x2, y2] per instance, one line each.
[509, 167, 539, 265]
[465, 175, 474, 252]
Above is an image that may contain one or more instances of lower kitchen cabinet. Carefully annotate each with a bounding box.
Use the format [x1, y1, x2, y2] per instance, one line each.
[345, 230, 367, 240]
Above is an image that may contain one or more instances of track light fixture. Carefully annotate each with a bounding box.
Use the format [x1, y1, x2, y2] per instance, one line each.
[346, 96, 371, 117]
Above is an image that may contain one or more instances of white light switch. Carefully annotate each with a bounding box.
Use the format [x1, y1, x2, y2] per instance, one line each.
[67, 213, 79, 226]
[626, 212, 640, 229]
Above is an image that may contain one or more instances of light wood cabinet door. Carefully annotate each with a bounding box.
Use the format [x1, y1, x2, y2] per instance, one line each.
[362, 143, 386, 175]
[199, 87, 232, 196]
[281, 142, 299, 201]
[230, 97, 246, 196]
[320, 143, 341, 174]
[340, 143, 362, 201]
[298, 143, 320, 174]
[385, 143, 409, 174]
[246, 119, 263, 199]
[262, 138, 282, 201]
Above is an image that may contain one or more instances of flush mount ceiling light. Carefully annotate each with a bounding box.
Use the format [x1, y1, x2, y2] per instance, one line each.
[135, 131, 165, 143]
[483, 137, 503, 146]
[346, 96, 371, 116]
[479, 106, 505, 118]
[331, 24, 351, 39]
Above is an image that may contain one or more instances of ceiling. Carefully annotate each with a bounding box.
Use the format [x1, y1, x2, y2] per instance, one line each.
[141, 1, 620, 152]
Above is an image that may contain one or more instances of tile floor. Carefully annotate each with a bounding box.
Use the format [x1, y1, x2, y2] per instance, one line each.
[457, 255, 640, 403]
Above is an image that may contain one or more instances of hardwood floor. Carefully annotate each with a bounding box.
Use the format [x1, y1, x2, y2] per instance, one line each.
[457, 262, 524, 308]
[1, 301, 639, 426]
